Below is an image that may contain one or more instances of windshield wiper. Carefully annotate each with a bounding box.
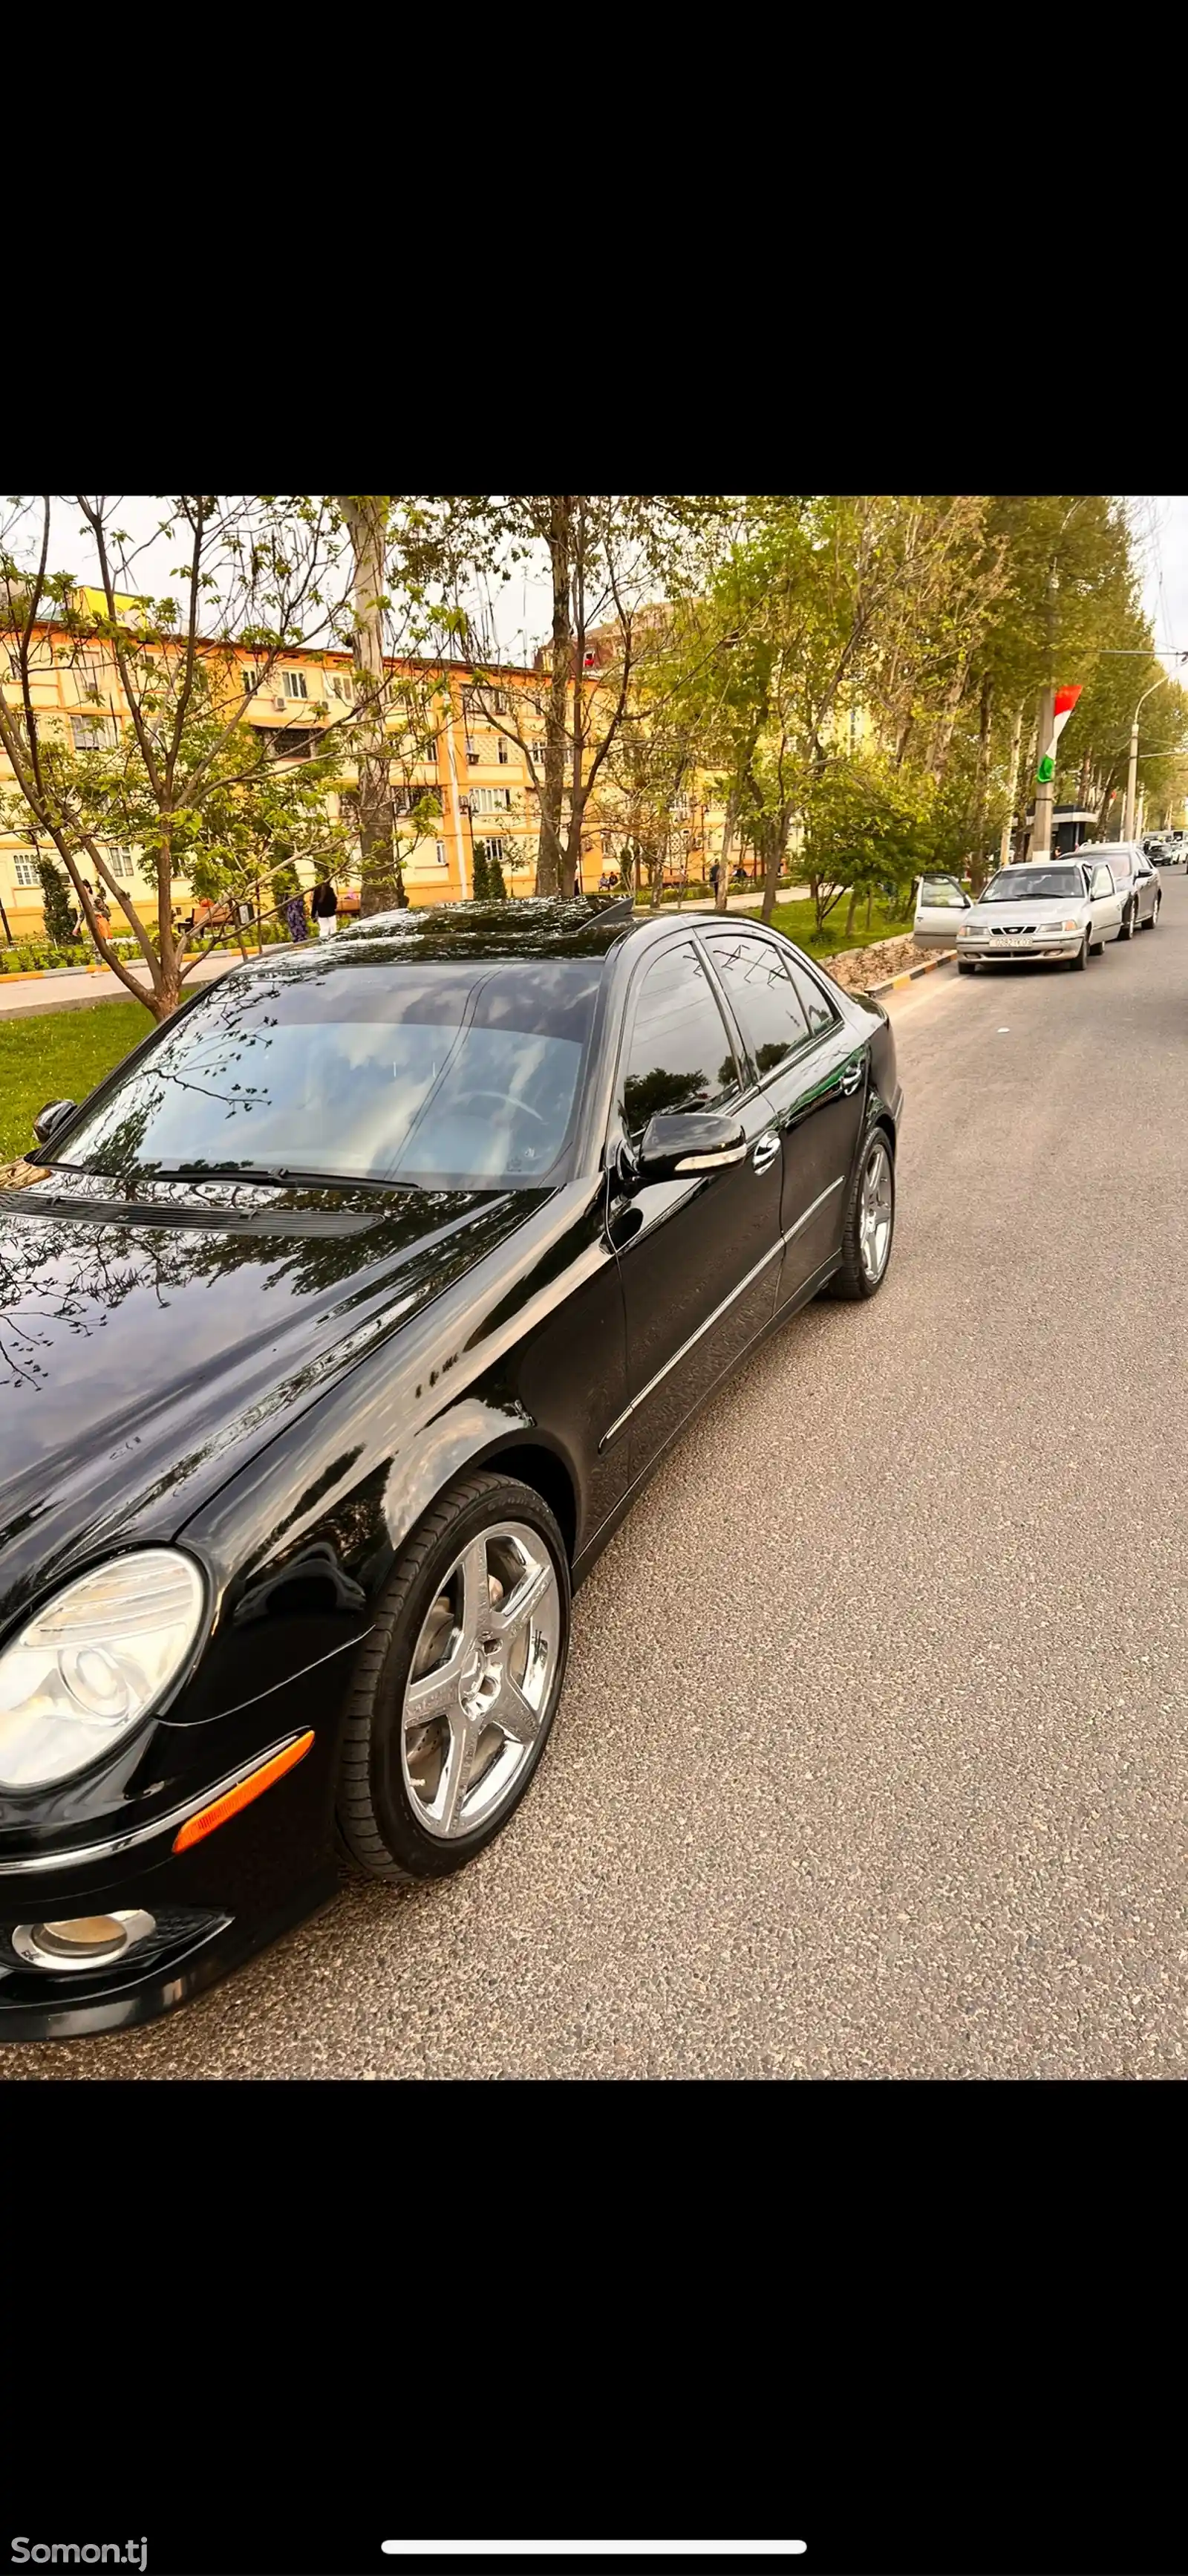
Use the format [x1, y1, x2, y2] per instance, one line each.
[146, 1163, 422, 1192]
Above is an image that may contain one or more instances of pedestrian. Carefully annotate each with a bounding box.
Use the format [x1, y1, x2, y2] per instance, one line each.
[82, 882, 106, 976]
[284, 888, 309, 943]
[310, 879, 339, 939]
[709, 862, 720, 895]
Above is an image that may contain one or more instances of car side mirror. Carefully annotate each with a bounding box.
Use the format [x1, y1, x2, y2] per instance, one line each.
[623, 1111, 748, 1187]
[31, 1099, 77, 1145]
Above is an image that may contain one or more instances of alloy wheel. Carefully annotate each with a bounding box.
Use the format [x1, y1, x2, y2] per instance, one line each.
[858, 1137, 893, 1285]
[399, 1521, 563, 1841]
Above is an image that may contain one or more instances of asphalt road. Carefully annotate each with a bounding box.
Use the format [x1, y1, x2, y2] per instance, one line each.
[6, 876, 1188, 2080]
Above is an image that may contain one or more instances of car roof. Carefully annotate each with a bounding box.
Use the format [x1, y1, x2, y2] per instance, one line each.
[228, 896, 650, 978]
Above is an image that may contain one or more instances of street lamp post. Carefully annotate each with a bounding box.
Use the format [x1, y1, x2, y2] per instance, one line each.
[1123, 677, 1169, 842]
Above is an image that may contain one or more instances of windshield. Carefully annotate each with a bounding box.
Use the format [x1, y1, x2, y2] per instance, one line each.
[980, 869, 1084, 903]
[54, 959, 602, 1189]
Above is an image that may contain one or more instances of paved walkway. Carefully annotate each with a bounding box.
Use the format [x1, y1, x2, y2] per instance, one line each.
[0, 949, 252, 1021]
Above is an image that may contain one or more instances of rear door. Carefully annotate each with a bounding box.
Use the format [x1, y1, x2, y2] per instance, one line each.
[913, 873, 971, 948]
[775, 953, 869, 1298]
[702, 928, 866, 1304]
[603, 936, 783, 1479]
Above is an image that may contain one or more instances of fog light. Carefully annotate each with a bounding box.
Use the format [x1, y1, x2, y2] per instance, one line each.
[10, 1908, 156, 1971]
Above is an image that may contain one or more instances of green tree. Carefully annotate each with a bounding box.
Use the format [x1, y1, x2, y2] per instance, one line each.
[35, 853, 77, 946]
[0, 495, 363, 1019]
[428, 495, 716, 896]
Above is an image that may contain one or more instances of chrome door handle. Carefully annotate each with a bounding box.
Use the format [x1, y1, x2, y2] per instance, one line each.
[838, 1061, 864, 1096]
[751, 1131, 780, 1174]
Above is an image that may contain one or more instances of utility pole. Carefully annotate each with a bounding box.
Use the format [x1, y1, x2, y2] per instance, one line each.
[1031, 684, 1056, 859]
[1123, 675, 1169, 841]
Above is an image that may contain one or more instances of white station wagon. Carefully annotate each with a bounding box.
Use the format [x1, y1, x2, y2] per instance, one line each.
[956, 861, 1123, 975]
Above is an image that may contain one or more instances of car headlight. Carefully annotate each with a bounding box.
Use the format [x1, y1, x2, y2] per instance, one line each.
[0, 1550, 206, 1789]
[959, 923, 980, 937]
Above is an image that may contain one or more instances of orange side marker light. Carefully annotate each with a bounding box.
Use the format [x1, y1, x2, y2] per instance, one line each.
[172, 1731, 315, 1854]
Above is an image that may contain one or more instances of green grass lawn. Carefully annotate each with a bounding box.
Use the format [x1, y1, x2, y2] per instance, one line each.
[770, 895, 916, 957]
[0, 1001, 151, 1165]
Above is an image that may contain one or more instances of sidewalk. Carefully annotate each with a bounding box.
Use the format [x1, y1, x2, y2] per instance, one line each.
[0, 948, 255, 1021]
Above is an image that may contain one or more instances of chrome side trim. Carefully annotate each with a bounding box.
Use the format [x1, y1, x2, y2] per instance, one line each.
[782, 1174, 846, 1246]
[673, 1143, 748, 1172]
[598, 1237, 784, 1451]
[0, 1726, 315, 1879]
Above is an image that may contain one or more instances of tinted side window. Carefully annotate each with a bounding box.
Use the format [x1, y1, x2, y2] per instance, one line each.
[1091, 868, 1114, 897]
[707, 933, 812, 1079]
[783, 955, 838, 1037]
[619, 941, 741, 1139]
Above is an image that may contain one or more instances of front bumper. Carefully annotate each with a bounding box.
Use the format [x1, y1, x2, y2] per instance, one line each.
[0, 1668, 352, 2040]
[959, 934, 1082, 960]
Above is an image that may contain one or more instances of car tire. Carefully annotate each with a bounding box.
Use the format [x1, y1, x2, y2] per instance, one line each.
[1070, 934, 1089, 971]
[336, 1471, 571, 1882]
[1118, 903, 1135, 943]
[1143, 900, 1159, 930]
[822, 1128, 895, 1303]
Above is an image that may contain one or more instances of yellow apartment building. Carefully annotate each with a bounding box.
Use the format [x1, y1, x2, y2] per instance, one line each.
[0, 599, 618, 943]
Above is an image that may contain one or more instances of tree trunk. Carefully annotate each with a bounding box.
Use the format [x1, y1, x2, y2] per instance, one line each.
[845, 885, 859, 939]
[760, 824, 785, 925]
[715, 787, 739, 912]
[535, 498, 573, 896]
[338, 495, 403, 914]
[974, 669, 993, 847]
[998, 702, 1024, 873]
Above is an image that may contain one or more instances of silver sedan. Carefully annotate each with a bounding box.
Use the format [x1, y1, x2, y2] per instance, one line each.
[956, 860, 1123, 975]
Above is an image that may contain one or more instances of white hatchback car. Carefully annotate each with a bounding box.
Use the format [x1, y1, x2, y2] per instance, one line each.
[956, 859, 1123, 974]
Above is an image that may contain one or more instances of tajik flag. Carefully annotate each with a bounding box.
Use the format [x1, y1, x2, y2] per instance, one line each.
[1036, 683, 1083, 784]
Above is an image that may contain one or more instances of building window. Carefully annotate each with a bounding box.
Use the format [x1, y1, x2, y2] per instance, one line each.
[474, 837, 508, 873]
[470, 786, 512, 814]
[282, 669, 308, 700]
[328, 672, 353, 703]
[463, 686, 510, 723]
[13, 853, 41, 886]
[436, 842, 447, 867]
[466, 741, 480, 764]
[393, 785, 443, 817]
[107, 848, 134, 878]
[497, 737, 509, 765]
[70, 715, 118, 750]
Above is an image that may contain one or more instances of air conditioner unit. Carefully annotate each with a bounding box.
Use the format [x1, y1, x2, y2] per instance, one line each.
[271, 696, 287, 712]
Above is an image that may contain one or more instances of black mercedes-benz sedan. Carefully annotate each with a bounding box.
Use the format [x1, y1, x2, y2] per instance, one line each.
[0, 897, 901, 2037]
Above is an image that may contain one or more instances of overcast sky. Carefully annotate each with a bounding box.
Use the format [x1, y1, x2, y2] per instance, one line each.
[27, 495, 1188, 674]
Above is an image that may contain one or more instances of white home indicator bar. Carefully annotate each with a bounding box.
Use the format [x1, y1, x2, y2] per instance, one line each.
[380, 2549, 807, 2560]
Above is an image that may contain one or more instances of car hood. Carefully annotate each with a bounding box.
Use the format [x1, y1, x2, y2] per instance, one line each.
[0, 1165, 538, 1625]
[967, 898, 1089, 926]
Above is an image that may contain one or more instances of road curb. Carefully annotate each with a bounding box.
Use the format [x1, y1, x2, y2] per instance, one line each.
[865, 949, 957, 998]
